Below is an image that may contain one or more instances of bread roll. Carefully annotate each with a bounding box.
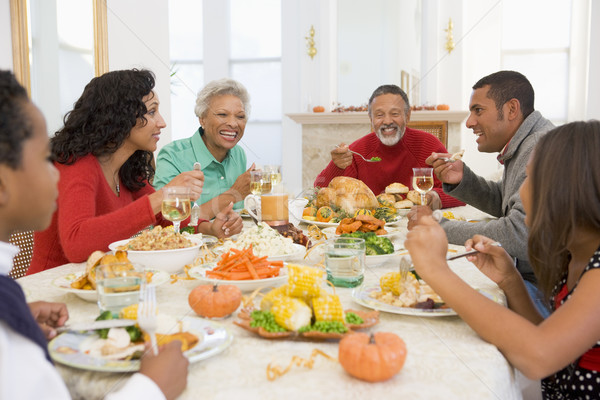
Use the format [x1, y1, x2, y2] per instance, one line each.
[385, 182, 409, 194]
[406, 190, 423, 205]
[394, 199, 413, 209]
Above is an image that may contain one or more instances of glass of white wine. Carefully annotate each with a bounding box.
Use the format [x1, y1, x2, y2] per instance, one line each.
[264, 165, 282, 188]
[250, 170, 271, 195]
[161, 186, 191, 233]
[412, 167, 434, 206]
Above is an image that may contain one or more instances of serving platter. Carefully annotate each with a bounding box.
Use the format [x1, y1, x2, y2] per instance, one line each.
[188, 264, 288, 292]
[52, 269, 170, 302]
[301, 216, 403, 228]
[49, 316, 233, 372]
[321, 226, 404, 239]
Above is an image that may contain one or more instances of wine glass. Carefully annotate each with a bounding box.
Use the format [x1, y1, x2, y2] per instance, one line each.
[250, 170, 271, 195]
[161, 186, 191, 233]
[264, 165, 282, 188]
[412, 167, 434, 206]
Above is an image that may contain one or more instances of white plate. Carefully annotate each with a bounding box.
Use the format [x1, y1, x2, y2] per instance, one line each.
[301, 217, 402, 228]
[321, 226, 404, 239]
[49, 316, 233, 372]
[188, 264, 288, 292]
[365, 249, 406, 267]
[352, 284, 503, 317]
[352, 284, 456, 317]
[52, 269, 170, 302]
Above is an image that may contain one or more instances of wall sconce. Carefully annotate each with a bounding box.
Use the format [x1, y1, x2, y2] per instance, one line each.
[306, 25, 317, 60]
[444, 18, 455, 54]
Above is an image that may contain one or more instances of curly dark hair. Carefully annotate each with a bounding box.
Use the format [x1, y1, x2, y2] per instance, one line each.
[0, 70, 32, 169]
[527, 120, 600, 300]
[51, 69, 156, 191]
[473, 71, 535, 120]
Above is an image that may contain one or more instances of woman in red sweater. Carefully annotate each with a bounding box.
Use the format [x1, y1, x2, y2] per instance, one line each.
[29, 69, 242, 274]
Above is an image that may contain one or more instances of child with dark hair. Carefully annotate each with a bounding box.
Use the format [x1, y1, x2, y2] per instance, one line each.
[406, 120, 600, 399]
[28, 69, 242, 274]
[0, 70, 188, 399]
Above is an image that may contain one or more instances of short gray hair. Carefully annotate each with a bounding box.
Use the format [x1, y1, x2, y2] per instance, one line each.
[194, 78, 251, 119]
[368, 84, 410, 117]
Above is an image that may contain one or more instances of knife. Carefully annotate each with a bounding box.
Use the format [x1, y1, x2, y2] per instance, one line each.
[56, 319, 136, 333]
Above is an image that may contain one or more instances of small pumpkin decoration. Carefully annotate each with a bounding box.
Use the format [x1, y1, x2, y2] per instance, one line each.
[338, 332, 407, 382]
[188, 284, 242, 319]
[316, 206, 334, 222]
[303, 206, 318, 218]
[353, 208, 373, 218]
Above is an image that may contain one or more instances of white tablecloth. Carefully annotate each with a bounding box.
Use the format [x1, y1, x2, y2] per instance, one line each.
[17, 210, 522, 400]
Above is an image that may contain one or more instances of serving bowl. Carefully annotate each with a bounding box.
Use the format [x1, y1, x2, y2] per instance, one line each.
[108, 236, 203, 274]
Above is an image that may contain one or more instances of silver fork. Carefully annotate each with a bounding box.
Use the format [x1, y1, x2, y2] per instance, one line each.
[138, 283, 158, 355]
[399, 256, 411, 283]
[336, 145, 381, 162]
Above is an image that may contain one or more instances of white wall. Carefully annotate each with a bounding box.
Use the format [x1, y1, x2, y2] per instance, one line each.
[106, 0, 173, 148]
[0, 0, 12, 70]
[587, 0, 600, 120]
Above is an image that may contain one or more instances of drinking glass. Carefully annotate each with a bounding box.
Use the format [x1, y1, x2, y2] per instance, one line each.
[96, 263, 145, 313]
[250, 170, 271, 195]
[412, 167, 434, 206]
[161, 186, 191, 233]
[264, 165, 282, 187]
[324, 237, 365, 288]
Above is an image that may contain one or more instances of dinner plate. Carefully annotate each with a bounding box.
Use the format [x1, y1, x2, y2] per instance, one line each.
[352, 284, 503, 317]
[52, 269, 170, 302]
[301, 217, 402, 228]
[352, 284, 457, 317]
[49, 316, 233, 372]
[188, 264, 288, 292]
[321, 226, 404, 239]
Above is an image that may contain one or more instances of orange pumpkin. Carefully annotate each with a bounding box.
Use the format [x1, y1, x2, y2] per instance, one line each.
[436, 104, 450, 110]
[312, 105, 325, 113]
[316, 206, 334, 222]
[338, 332, 407, 382]
[188, 284, 242, 319]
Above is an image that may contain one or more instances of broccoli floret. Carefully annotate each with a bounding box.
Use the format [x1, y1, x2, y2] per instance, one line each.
[365, 244, 384, 255]
[365, 236, 394, 255]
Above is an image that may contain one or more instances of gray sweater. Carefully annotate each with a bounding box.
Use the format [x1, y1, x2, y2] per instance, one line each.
[441, 111, 554, 283]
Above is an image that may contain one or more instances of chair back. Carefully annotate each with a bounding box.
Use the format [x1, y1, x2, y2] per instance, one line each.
[8, 231, 34, 279]
[407, 120, 448, 148]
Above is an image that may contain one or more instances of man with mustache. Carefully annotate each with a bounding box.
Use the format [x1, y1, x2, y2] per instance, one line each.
[314, 84, 464, 209]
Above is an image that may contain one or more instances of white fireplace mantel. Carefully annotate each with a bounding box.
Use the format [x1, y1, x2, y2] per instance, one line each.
[286, 110, 469, 189]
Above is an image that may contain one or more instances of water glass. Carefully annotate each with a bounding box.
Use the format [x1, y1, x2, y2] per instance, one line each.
[325, 237, 366, 288]
[96, 263, 145, 314]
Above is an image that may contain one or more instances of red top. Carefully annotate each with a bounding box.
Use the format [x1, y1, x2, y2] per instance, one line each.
[314, 129, 465, 208]
[29, 155, 172, 274]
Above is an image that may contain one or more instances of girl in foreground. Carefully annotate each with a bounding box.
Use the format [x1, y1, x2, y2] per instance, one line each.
[29, 69, 242, 274]
[406, 120, 600, 399]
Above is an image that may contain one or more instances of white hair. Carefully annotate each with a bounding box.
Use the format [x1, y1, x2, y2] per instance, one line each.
[194, 78, 251, 119]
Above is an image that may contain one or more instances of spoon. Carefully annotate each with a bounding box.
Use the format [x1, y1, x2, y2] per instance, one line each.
[337, 145, 381, 162]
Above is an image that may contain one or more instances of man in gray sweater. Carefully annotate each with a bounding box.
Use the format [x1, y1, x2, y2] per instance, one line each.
[409, 71, 554, 314]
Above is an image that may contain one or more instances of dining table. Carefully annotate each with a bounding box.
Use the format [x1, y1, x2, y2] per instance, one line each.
[16, 206, 524, 400]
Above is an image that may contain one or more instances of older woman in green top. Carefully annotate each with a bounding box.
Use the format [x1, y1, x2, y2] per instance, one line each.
[154, 78, 254, 221]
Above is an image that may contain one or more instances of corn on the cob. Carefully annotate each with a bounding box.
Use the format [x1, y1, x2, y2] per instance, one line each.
[287, 264, 324, 299]
[271, 296, 312, 331]
[312, 294, 344, 322]
[119, 303, 139, 320]
[380, 271, 418, 296]
[380, 272, 401, 295]
[260, 285, 289, 312]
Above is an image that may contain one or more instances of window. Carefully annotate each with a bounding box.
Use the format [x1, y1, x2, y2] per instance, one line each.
[168, 0, 282, 167]
[168, 0, 204, 140]
[501, 0, 572, 124]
